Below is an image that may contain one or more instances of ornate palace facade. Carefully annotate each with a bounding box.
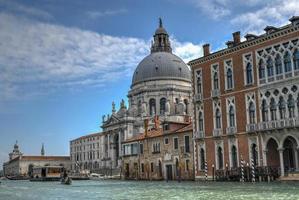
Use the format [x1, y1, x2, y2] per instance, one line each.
[189, 16, 299, 180]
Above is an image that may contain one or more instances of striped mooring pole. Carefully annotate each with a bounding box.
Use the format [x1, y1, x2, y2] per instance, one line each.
[251, 158, 256, 183]
[240, 158, 245, 182]
[205, 161, 208, 181]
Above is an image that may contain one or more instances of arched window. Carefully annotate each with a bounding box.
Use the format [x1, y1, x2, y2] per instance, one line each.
[200, 148, 205, 170]
[149, 99, 156, 116]
[261, 99, 268, 122]
[198, 111, 204, 131]
[251, 143, 258, 166]
[138, 100, 142, 115]
[226, 68, 233, 89]
[215, 108, 221, 129]
[197, 76, 202, 93]
[217, 147, 223, 170]
[184, 99, 188, 114]
[249, 102, 255, 124]
[246, 63, 253, 84]
[259, 60, 265, 79]
[270, 98, 277, 121]
[160, 98, 166, 115]
[267, 57, 274, 77]
[288, 95, 295, 118]
[229, 106, 235, 127]
[231, 145, 238, 168]
[213, 72, 219, 90]
[279, 96, 286, 119]
[294, 50, 299, 70]
[275, 54, 283, 74]
[284, 51, 292, 72]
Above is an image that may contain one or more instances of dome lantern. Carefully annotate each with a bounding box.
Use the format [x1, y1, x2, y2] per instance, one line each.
[151, 18, 172, 53]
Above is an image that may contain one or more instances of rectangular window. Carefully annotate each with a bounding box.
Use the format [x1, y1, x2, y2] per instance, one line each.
[140, 143, 143, 154]
[184, 135, 190, 153]
[186, 159, 190, 171]
[174, 138, 179, 150]
[151, 162, 154, 172]
[164, 138, 169, 145]
[141, 163, 144, 173]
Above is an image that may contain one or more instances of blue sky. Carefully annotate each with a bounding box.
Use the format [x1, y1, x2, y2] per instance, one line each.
[0, 0, 298, 168]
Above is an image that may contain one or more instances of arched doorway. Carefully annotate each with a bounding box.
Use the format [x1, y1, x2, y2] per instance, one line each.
[217, 147, 223, 170]
[266, 138, 280, 167]
[28, 164, 34, 177]
[251, 143, 258, 166]
[231, 145, 238, 169]
[283, 136, 298, 172]
[158, 160, 162, 178]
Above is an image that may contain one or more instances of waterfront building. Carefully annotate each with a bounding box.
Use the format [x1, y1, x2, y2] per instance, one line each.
[69, 132, 106, 173]
[70, 19, 193, 176]
[189, 16, 299, 180]
[122, 117, 193, 180]
[3, 142, 70, 177]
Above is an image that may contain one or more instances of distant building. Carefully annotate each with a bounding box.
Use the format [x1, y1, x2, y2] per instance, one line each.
[70, 18, 193, 176]
[69, 132, 106, 174]
[3, 142, 70, 177]
[189, 16, 299, 180]
[122, 118, 193, 180]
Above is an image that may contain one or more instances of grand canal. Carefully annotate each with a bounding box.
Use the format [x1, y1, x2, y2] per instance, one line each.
[1, 180, 299, 200]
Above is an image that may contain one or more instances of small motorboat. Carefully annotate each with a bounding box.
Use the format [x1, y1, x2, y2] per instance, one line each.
[89, 173, 105, 180]
[61, 177, 72, 185]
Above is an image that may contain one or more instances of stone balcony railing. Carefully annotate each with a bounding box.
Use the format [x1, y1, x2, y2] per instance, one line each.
[193, 130, 204, 139]
[246, 123, 258, 133]
[213, 128, 222, 137]
[258, 117, 299, 132]
[226, 126, 237, 135]
[194, 93, 203, 102]
[211, 89, 220, 98]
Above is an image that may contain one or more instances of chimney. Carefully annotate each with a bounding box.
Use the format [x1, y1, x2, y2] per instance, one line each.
[203, 43, 210, 56]
[233, 31, 241, 44]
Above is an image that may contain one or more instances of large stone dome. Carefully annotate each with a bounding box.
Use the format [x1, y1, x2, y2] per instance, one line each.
[131, 18, 191, 87]
[132, 52, 191, 86]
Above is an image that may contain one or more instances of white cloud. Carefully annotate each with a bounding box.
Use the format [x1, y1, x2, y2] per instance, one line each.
[0, 0, 53, 20]
[171, 38, 203, 62]
[231, 0, 299, 34]
[86, 9, 127, 19]
[0, 12, 202, 101]
[191, 0, 231, 19]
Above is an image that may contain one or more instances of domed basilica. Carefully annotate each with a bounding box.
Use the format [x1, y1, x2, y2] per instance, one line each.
[99, 19, 192, 169]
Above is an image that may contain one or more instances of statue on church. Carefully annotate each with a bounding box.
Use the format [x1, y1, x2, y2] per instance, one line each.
[120, 99, 126, 109]
[112, 101, 116, 113]
[176, 98, 186, 115]
[165, 99, 171, 115]
[141, 102, 147, 117]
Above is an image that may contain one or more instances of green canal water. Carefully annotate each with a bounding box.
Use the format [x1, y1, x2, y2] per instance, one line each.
[0, 180, 299, 200]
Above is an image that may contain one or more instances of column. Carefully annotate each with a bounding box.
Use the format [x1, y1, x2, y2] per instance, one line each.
[294, 147, 299, 171]
[278, 148, 285, 177]
[107, 134, 110, 158]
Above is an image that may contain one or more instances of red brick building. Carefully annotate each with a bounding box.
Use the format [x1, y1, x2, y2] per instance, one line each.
[189, 16, 299, 180]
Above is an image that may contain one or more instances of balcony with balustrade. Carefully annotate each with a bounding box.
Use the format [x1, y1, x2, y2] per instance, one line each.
[213, 128, 222, 137]
[258, 117, 299, 132]
[211, 89, 220, 98]
[226, 126, 237, 135]
[246, 123, 258, 133]
[194, 93, 203, 103]
[193, 130, 204, 139]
